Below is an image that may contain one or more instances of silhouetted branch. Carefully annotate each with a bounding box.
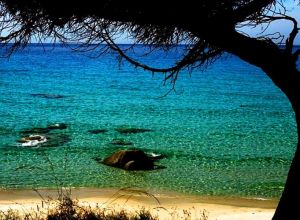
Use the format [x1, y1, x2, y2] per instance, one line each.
[293, 49, 300, 60]
[262, 14, 299, 54]
[257, 32, 285, 44]
[101, 29, 222, 83]
[233, 0, 274, 23]
[236, 2, 300, 52]
[0, 0, 294, 76]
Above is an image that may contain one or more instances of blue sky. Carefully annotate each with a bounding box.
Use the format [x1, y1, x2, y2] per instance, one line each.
[238, 0, 300, 45]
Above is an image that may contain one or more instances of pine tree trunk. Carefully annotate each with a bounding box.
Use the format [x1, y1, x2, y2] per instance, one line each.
[259, 65, 300, 219]
[220, 40, 300, 220]
[194, 29, 300, 220]
[272, 105, 300, 219]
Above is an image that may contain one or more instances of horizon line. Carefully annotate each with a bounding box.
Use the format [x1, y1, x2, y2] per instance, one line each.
[1, 42, 300, 47]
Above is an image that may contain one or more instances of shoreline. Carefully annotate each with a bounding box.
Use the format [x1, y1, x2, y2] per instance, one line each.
[0, 187, 277, 219]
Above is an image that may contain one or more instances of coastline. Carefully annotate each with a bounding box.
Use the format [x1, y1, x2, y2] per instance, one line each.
[0, 188, 277, 219]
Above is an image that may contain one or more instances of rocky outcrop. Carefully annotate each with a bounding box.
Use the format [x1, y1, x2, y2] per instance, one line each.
[88, 129, 108, 134]
[20, 127, 51, 134]
[102, 150, 156, 170]
[18, 135, 47, 147]
[18, 123, 70, 148]
[115, 127, 152, 134]
[20, 123, 67, 134]
[17, 133, 71, 148]
[30, 93, 66, 99]
[44, 134, 71, 148]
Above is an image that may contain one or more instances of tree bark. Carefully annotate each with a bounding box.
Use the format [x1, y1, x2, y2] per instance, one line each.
[272, 104, 300, 220]
[238, 57, 300, 220]
[227, 39, 300, 220]
[193, 29, 300, 219]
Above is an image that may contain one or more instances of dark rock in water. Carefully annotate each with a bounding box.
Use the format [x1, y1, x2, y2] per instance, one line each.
[17, 135, 47, 147]
[48, 123, 67, 130]
[111, 139, 133, 146]
[43, 134, 71, 148]
[240, 104, 254, 108]
[17, 133, 71, 148]
[88, 129, 108, 134]
[31, 93, 65, 99]
[115, 127, 152, 134]
[20, 123, 67, 135]
[18, 135, 46, 143]
[20, 127, 51, 134]
[123, 160, 144, 170]
[102, 150, 155, 170]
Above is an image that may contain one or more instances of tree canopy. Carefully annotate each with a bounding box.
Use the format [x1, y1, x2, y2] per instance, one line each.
[1, 1, 291, 75]
[1, 1, 299, 84]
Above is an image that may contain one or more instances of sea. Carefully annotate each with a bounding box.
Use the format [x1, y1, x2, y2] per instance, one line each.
[0, 44, 298, 199]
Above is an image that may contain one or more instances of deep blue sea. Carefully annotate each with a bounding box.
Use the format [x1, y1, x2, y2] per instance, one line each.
[0, 44, 297, 199]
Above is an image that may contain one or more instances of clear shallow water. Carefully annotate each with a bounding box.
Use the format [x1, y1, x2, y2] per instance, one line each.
[0, 44, 297, 199]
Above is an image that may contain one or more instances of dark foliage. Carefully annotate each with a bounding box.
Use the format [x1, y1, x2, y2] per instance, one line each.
[0, 0, 281, 81]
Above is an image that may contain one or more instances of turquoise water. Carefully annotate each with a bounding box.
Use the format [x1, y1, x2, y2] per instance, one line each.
[0, 44, 297, 199]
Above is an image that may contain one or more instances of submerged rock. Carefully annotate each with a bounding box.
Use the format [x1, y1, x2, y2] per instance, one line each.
[88, 129, 108, 134]
[18, 135, 45, 143]
[20, 127, 51, 134]
[102, 150, 153, 170]
[18, 135, 47, 147]
[48, 123, 67, 130]
[31, 93, 66, 99]
[102, 150, 163, 171]
[115, 127, 152, 134]
[20, 123, 67, 135]
[17, 133, 71, 148]
[111, 139, 133, 146]
[43, 134, 71, 147]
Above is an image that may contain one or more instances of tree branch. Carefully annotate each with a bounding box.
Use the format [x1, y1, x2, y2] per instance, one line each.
[255, 14, 299, 54]
[101, 29, 221, 83]
[293, 49, 300, 61]
[283, 16, 299, 54]
[233, 0, 274, 23]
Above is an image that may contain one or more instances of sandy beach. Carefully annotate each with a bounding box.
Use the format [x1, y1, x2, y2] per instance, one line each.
[0, 188, 277, 219]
